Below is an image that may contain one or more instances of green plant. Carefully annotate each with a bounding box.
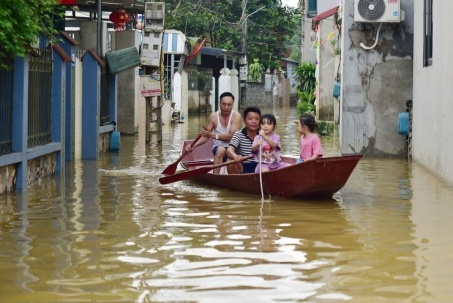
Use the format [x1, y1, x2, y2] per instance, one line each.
[294, 61, 316, 93]
[0, 0, 64, 69]
[247, 58, 264, 82]
[317, 120, 335, 136]
[296, 101, 315, 116]
[197, 72, 208, 90]
[298, 91, 315, 104]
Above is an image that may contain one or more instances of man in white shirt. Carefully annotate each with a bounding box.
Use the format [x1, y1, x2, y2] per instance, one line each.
[187, 92, 242, 174]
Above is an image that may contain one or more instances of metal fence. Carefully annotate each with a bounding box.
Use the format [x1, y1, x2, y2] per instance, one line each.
[0, 57, 14, 156]
[28, 48, 52, 148]
[188, 69, 213, 91]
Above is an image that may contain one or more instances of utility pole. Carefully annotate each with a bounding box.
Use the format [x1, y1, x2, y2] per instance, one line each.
[241, 3, 265, 56]
[241, 0, 247, 54]
[240, 1, 264, 106]
[300, 0, 305, 62]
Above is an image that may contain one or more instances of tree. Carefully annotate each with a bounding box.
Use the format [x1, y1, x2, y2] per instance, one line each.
[0, 0, 63, 66]
[294, 61, 316, 93]
[247, 58, 264, 82]
[164, 0, 299, 68]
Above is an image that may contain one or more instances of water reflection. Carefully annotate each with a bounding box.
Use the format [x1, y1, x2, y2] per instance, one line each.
[1, 106, 453, 302]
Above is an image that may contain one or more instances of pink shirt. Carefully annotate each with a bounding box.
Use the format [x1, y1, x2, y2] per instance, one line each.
[299, 134, 323, 160]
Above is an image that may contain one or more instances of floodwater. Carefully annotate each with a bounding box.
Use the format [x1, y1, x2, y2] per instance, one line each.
[1, 106, 453, 303]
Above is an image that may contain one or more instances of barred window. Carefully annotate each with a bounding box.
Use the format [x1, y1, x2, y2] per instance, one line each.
[423, 0, 433, 66]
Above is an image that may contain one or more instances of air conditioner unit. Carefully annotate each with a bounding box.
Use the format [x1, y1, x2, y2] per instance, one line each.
[354, 0, 402, 23]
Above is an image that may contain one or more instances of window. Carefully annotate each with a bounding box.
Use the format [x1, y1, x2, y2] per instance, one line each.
[307, 0, 317, 18]
[423, 0, 433, 66]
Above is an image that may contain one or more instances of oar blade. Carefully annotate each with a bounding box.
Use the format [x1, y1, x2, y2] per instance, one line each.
[161, 131, 205, 176]
[162, 162, 178, 175]
[159, 167, 212, 184]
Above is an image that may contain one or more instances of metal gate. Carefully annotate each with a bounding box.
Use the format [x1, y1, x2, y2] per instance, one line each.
[28, 49, 52, 148]
[0, 57, 14, 155]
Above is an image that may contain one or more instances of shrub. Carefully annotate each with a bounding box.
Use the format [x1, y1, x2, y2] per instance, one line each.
[317, 120, 335, 137]
[247, 58, 264, 82]
[294, 61, 316, 92]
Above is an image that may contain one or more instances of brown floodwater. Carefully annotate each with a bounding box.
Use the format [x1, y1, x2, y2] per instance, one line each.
[1, 106, 452, 303]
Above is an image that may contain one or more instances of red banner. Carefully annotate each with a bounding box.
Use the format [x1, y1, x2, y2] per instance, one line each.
[184, 38, 206, 66]
[141, 89, 162, 97]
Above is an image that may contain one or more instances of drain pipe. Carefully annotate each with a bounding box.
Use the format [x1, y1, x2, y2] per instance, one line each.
[97, 0, 102, 55]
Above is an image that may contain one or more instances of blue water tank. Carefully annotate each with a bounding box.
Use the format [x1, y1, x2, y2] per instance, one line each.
[333, 82, 340, 98]
[397, 112, 410, 135]
[110, 131, 121, 151]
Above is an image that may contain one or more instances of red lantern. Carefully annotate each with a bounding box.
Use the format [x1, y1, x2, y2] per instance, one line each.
[60, 0, 77, 5]
[109, 10, 130, 31]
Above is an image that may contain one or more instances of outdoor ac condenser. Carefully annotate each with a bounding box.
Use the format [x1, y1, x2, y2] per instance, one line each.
[354, 0, 402, 23]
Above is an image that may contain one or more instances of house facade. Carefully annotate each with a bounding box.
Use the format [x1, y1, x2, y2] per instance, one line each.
[412, 1, 453, 183]
[339, 1, 414, 157]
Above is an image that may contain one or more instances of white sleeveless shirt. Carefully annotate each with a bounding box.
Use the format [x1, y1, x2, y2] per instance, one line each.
[213, 111, 234, 148]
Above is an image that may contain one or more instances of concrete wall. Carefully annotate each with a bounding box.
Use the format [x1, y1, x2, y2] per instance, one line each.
[339, 1, 414, 157]
[187, 90, 211, 114]
[301, 0, 316, 63]
[245, 83, 272, 108]
[0, 165, 16, 195]
[318, 0, 339, 14]
[316, 15, 339, 121]
[301, 0, 338, 64]
[412, 1, 453, 183]
[78, 21, 109, 54]
[27, 153, 56, 186]
[114, 30, 141, 135]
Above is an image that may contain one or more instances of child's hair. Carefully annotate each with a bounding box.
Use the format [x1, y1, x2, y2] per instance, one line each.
[260, 113, 277, 127]
[299, 114, 318, 132]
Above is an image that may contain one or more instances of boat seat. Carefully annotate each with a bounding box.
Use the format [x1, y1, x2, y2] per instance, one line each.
[183, 158, 214, 167]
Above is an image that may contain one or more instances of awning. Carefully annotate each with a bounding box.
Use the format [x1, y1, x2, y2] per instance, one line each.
[312, 6, 339, 29]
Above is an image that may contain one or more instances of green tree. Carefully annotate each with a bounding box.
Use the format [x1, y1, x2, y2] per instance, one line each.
[247, 58, 264, 82]
[295, 61, 317, 118]
[294, 61, 316, 93]
[164, 0, 299, 68]
[0, 0, 63, 66]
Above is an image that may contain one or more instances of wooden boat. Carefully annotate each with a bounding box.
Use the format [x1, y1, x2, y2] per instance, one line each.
[166, 139, 363, 199]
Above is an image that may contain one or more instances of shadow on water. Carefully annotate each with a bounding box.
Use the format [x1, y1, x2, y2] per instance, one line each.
[1, 106, 453, 302]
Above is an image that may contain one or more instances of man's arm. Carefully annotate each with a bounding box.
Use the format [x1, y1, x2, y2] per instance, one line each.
[192, 113, 216, 148]
[226, 145, 238, 160]
[227, 132, 243, 161]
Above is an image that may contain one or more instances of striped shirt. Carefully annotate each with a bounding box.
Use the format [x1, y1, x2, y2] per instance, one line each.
[229, 127, 258, 163]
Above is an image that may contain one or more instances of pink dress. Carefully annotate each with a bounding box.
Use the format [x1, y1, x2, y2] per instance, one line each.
[299, 134, 323, 161]
[252, 134, 288, 172]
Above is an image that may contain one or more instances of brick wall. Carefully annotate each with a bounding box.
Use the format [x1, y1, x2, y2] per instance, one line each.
[244, 83, 273, 108]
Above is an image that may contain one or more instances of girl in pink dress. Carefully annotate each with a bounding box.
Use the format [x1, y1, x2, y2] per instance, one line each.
[251, 114, 288, 172]
[296, 114, 323, 163]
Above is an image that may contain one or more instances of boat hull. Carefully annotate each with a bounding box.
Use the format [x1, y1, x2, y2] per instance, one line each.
[179, 140, 363, 199]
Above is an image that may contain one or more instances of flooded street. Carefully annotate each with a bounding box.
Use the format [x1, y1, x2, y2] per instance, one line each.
[1, 106, 453, 302]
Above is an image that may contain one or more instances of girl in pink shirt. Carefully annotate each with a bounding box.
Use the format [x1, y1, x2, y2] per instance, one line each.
[296, 114, 323, 164]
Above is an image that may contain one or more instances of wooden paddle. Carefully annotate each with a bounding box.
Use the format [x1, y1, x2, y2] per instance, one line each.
[161, 133, 204, 175]
[159, 155, 254, 185]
